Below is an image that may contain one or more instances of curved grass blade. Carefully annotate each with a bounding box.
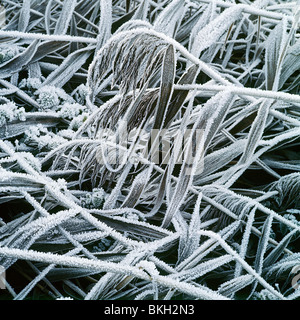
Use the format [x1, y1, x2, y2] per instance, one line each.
[152, 44, 176, 131]
[249, 214, 273, 298]
[42, 46, 93, 88]
[18, 0, 31, 32]
[164, 64, 199, 128]
[31, 41, 69, 63]
[154, 0, 186, 37]
[0, 40, 39, 79]
[95, 0, 112, 52]
[121, 164, 153, 209]
[54, 0, 77, 35]
[218, 274, 254, 297]
[263, 229, 298, 269]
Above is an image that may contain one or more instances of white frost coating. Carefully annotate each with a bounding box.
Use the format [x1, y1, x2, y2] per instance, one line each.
[173, 254, 234, 281]
[54, 0, 77, 35]
[191, 5, 244, 58]
[154, 0, 186, 36]
[173, 83, 300, 104]
[95, 0, 112, 52]
[197, 230, 286, 300]
[218, 274, 254, 296]
[234, 205, 257, 279]
[195, 0, 293, 22]
[0, 246, 229, 300]
[0, 101, 25, 126]
[18, 0, 31, 33]
[189, 2, 217, 58]
[0, 246, 149, 277]
[0, 30, 98, 43]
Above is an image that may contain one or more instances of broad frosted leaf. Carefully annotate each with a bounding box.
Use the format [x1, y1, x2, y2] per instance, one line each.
[177, 255, 234, 282]
[43, 46, 93, 88]
[0, 195, 25, 205]
[103, 163, 133, 210]
[28, 61, 41, 79]
[132, 0, 149, 21]
[146, 166, 169, 217]
[153, 0, 186, 37]
[95, 215, 172, 240]
[152, 44, 175, 131]
[121, 165, 153, 208]
[218, 275, 254, 297]
[279, 39, 300, 88]
[191, 5, 243, 58]
[234, 205, 257, 279]
[193, 139, 246, 182]
[0, 40, 39, 79]
[266, 253, 300, 278]
[201, 91, 234, 151]
[31, 41, 69, 63]
[95, 0, 112, 52]
[0, 79, 39, 108]
[45, 0, 53, 34]
[0, 212, 32, 242]
[239, 99, 272, 165]
[264, 19, 288, 90]
[161, 167, 189, 228]
[54, 0, 77, 35]
[161, 118, 205, 228]
[179, 193, 202, 260]
[263, 229, 297, 269]
[18, 0, 31, 32]
[191, 91, 234, 153]
[220, 14, 246, 67]
[164, 64, 199, 127]
[162, 92, 232, 228]
[250, 214, 273, 296]
[69, 16, 79, 53]
[0, 210, 78, 269]
[189, 3, 216, 57]
[263, 159, 300, 172]
[0, 113, 63, 139]
[0, 172, 44, 189]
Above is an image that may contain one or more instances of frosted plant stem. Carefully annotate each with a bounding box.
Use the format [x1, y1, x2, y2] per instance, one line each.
[0, 247, 229, 300]
[193, 0, 294, 22]
[21, 191, 97, 260]
[14, 250, 79, 300]
[269, 109, 300, 127]
[0, 141, 156, 249]
[173, 83, 300, 105]
[26, 261, 62, 298]
[0, 30, 98, 43]
[197, 230, 286, 300]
